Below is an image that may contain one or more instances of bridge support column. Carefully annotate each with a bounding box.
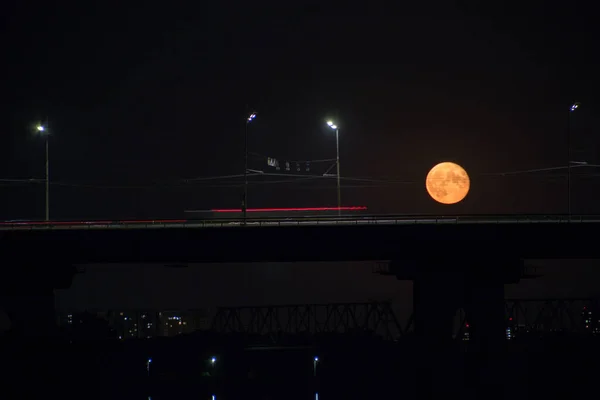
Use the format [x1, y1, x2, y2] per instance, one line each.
[464, 279, 506, 399]
[413, 273, 462, 398]
[0, 265, 77, 339]
[390, 257, 521, 399]
[1, 289, 58, 338]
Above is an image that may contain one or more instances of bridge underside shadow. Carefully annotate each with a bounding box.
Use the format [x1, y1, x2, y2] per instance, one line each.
[0, 265, 76, 338]
[0, 252, 531, 398]
[387, 257, 524, 398]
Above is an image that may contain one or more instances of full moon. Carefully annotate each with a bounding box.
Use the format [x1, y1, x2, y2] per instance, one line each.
[425, 162, 470, 204]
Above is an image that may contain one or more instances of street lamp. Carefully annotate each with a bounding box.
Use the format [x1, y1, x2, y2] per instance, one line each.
[326, 121, 341, 215]
[313, 356, 319, 376]
[36, 122, 50, 221]
[244, 112, 257, 221]
[568, 102, 581, 220]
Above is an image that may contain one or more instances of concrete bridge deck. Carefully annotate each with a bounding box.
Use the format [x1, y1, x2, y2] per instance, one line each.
[0, 214, 597, 263]
[0, 214, 599, 231]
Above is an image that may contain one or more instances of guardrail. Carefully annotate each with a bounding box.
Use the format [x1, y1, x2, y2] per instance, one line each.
[0, 214, 599, 231]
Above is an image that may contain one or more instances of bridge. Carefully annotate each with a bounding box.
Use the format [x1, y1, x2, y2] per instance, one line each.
[60, 299, 600, 346]
[0, 214, 599, 263]
[1, 214, 596, 395]
[212, 298, 600, 343]
[2, 213, 599, 230]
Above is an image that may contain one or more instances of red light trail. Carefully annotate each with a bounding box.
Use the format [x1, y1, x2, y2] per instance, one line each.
[0, 207, 367, 226]
[211, 206, 368, 213]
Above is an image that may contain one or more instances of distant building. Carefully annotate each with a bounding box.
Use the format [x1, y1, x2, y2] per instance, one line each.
[159, 309, 212, 337]
[160, 312, 190, 336]
[581, 306, 600, 335]
[462, 322, 470, 341]
[58, 308, 212, 339]
[139, 312, 158, 339]
[57, 311, 115, 340]
[461, 318, 514, 341]
[506, 317, 514, 340]
[112, 311, 138, 340]
[58, 312, 73, 326]
[108, 311, 161, 339]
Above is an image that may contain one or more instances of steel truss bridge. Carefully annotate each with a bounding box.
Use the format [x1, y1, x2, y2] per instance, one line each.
[211, 302, 403, 342]
[211, 299, 600, 344]
[65, 299, 600, 345]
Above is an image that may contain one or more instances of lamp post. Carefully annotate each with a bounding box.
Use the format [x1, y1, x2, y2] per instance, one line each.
[36, 122, 50, 221]
[326, 121, 341, 215]
[568, 102, 581, 220]
[244, 112, 257, 222]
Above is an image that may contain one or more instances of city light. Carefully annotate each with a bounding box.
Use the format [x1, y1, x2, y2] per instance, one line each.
[567, 101, 581, 219]
[325, 120, 342, 213]
[0, 219, 187, 226]
[247, 112, 257, 122]
[34, 121, 51, 220]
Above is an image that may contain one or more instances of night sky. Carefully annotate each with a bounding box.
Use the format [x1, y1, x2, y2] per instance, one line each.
[2, 3, 599, 315]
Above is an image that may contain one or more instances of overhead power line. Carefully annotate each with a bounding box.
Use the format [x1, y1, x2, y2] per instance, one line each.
[480, 164, 600, 176]
[0, 178, 45, 183]
[182, 173, 256, 182]
[3, 163, 600, 190]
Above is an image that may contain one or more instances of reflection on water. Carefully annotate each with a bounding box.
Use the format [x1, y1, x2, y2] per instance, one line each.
[146, 394, 320, 400]
[13, 335, 600, 399]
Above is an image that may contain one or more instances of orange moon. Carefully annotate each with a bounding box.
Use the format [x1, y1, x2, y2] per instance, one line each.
[425, 162, 470, 204]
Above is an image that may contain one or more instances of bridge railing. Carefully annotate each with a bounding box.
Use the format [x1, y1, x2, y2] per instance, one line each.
[0, 214, 598, 230]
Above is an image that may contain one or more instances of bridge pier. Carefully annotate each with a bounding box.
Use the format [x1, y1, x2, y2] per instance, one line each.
[412, 272, 463, 397]
[1, 288, 58, 338]
[0, 264, 77, 339]
[390, 257, 522, 399]
[463, 279, 506, 397]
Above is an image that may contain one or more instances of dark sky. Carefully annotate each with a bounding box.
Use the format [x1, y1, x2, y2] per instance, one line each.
[2, 2, 599, 220]
[1, 3, 599, 313]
